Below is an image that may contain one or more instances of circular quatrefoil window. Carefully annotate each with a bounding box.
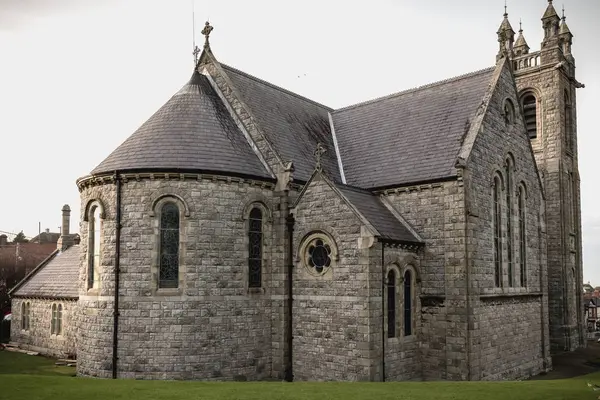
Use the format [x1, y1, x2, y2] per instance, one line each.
[304, 236, 334, 275]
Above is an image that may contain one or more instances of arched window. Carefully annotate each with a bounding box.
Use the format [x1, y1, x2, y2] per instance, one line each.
[51, 303, 62, 335]
[568, 172, 575, 233]
[88, 205, 102, 289]
[564, 91, 573, 152]
[403, 270, 413, 336]
[387, 270, 396, 338]
[493, 175, 503, 287]
[504, 99, 515, 125]
[518, 185, 527, 287]
[159, 202, 180, 289]
[248, 207, 263, 288]
[505, 161, 514, 287]
[522, 94, 537, 139]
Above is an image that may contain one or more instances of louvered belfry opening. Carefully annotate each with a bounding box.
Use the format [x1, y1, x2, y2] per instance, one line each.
[522, 94, 537, 139]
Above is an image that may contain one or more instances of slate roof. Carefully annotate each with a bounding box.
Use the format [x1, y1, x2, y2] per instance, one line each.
[542, 2, 559, 19]
[10, 245, 80, 299]
[332, 67, 495, 189]
[336, 183, 422, 244]
[91, 71, 272, 179]
[221, 64, 342, 182]
[515, 32, 530, 50]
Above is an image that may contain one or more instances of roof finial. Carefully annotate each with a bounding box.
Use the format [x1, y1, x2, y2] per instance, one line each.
[314, 143, 327, 172]
[519, 18, 523, 32]
[192, 0, 200, 65]
[504, 0, 508, 17]
[201, 21, 214, 49]
[562, 4, 566, 21]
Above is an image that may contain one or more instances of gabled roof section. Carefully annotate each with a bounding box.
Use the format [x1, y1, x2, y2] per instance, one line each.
[335, 183, 423, 244]
[10, 245, 80, 299]
[332, 67, 495, 189]
[220, 64, 342, 182]
[90, 71, 272, 180]
[293, 169, 421, 244]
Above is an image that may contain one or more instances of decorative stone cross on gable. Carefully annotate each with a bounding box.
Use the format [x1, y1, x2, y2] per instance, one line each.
[314, 143, 326, 171]
[201, 21, 214, 48]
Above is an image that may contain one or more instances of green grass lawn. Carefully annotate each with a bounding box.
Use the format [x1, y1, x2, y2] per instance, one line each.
[1, 351, 600, 400]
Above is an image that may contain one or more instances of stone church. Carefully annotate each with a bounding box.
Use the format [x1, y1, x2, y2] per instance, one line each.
[9, 1, 585, 381]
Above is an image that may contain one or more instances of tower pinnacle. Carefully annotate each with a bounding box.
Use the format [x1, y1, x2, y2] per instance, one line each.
[496, 6, 515, 61]
[514, 19, 530, 56]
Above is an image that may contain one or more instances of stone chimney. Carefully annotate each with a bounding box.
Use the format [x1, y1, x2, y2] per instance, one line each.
[56, 204, 74, 251]
[0, 234, 7, 246]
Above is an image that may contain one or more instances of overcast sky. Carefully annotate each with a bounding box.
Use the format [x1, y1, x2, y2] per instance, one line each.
[0, 0, 598, 282]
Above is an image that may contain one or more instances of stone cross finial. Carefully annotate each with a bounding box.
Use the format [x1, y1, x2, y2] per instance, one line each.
[201, 21, 213, 48]
[314, 143, 326, 171]
[193, 45, 201, 64]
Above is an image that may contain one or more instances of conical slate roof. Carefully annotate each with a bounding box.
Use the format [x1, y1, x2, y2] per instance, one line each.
[90, 71, 271, 179]
[542, 2, 559, 20]
[560, 19, 572, 35]
[497, 14, 514, 34]
[515, 31, 529, 50]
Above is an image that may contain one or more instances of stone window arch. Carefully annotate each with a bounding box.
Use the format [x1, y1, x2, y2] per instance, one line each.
[152, 196, 187, 291]
[85, 201, 104, 290]
[402, 266, 417, 337]
[386, 267, 398, 338]
[503, 98, 516, 125]
[521, 92, 538, 139]
[492, 172, 504, 288]
[242, 201, 271, 291]
[564, 90, 573, 152]
[51, 303, 63, 335]
[248, 207, 263, 288]
[298, 231, 339, 277]
[505, 156, 515, 287]
[518, 182, 528, 287]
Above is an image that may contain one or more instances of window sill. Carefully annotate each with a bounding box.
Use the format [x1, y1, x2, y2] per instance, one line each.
[86, 288, 100, 296]
[154, 288, 183, 296]
[247, 287, 265, 295]
[480, 291, 542, 300]
[387, 335, 417, 345]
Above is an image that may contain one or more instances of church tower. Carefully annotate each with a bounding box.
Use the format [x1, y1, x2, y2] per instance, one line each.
[498, 1, 585, 352]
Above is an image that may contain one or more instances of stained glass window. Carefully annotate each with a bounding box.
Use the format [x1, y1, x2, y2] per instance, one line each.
[493, 176, 502, 287]
[404, 270, 412, 336]
[88, 206, 101, 289]
[387, 270, 396, 338]
[248, 207, 263, 288]
[519, 186, 527, 287]
[159, 202, 180, 288]
[306, 238, 332, 274]
[506, 164, 513, 287]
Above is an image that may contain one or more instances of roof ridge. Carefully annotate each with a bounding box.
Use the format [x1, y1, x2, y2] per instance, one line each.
[220, 63, 334, 111]
[335, 181, 374, 194]
[334, 66, 496, 113]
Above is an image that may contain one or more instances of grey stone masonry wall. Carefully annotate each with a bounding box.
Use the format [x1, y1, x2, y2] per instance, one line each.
[513, 34, 584, 352]
[382, 180, 465, 380]
[465, 60, 550, 380]
[11, 298, 77, 359]
[77, 175, 277, 380]
[292, 174, 376, 381]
